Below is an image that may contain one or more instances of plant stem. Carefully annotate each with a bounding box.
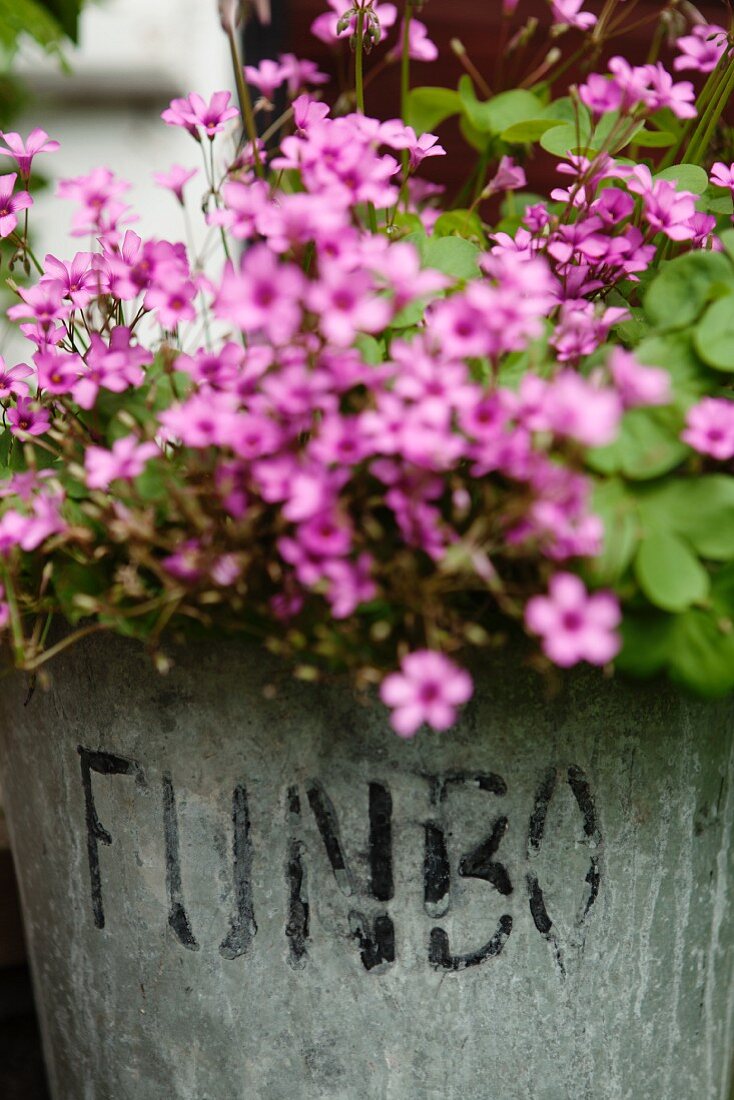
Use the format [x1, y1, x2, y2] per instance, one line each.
[686, 53, 734, 167]
[660, 50, 730, 170]
[19, 622, 107, 671]
[400, 1, 413, 125]
[355, 9, 367, 115]
[225, 22, 264, 178]
[355, 9, 378, 233]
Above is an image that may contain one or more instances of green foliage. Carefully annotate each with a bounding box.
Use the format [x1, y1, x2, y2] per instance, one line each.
[0, 0, 84, 57]
[410, 233, 481, 280]
[645, 251, 734, 329]
[405, 87, 461, 134]
[588, 406, 688, 480]
[655, 163, 709, 194]
[589, 242, 734, 697]
[694, 295, 734, 371]
[458, 77, 542, 137]
[635, 531, 709, 612]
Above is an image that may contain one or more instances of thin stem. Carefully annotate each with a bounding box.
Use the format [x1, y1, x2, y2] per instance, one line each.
[687, 53, 734, 166]
[10, 232, 43, 276]
[400, 2, 413, 125]
[19, 622, 107, 671]
[658, 51, 728, 170]
[355, 10, 378, 233]
[225, 22, 264, 178]
[0, 563, 25, 664]
[355, 10, 367, 115]
[451, 40, 492, 99]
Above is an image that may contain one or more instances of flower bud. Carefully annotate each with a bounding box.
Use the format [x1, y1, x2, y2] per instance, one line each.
[218, 0, 270, 31]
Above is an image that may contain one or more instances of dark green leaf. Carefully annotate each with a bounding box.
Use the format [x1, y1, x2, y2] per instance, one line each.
[635, 530, 710, 612]
[458, 77, 541, 136]
[632, 129, 676, 148]
[588, 479, 640, 584]
[668, 608, 734, 696]
[432, 209, 485, 242]
[645, 250, 734, 329]
[539, 120, 591, 157]
[617, 611, 676, 677]
[634, 331, 716, 397]
[405, 87, 461, 134]
[419, 235, 480, 280]
[655, 163, 709, 195]
[500, 118, 565, 144]
[694, 295, 734, 372]
[636, 477, 734, 560]
[0, 0, 76, 54]
[38, 0, 83, 40]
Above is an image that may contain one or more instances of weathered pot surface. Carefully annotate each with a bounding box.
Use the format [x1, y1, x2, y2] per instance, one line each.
[1, 633, 733, 1100]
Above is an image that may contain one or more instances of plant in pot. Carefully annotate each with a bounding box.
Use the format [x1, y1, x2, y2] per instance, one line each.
[0, 1, 733, 1097]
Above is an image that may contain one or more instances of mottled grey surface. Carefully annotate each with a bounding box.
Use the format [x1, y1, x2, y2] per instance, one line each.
[0, 634, 733, 1100]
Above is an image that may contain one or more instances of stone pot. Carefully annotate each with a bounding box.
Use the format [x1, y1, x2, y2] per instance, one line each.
[0, 632, 733, 1100]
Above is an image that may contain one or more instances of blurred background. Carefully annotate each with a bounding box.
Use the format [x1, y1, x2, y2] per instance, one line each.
[0, 0, 732, 1095]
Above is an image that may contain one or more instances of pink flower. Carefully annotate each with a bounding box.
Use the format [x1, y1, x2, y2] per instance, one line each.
[12, 492, 65, 551]
[682, 398, 734, 461]
[73, 327, 150, 410]
[163, 540, 203, 582]
[144, 271, 197, 329]
[322, 552, 376, 617]
[278, 54, 329, 96]
[84, 435, 159, 490]
[7, 280, 71, 329]
[0, 360, 33, 399]
[643, 63, 696, 120]
[57, 168, 134, 242]
[380, 650, 473, 737]
[159, 392, 241, 449]
[550, 0, 596, 31]
[161, 91, 239, 140]
[388, 19, 438, 63]
[0, 173, 32, 238]
[522, 369, 622, 447]
[34, 347, 83, 395]
[674, 24, 727, 74]
[214, 245, 305, 345]
[6, 397, 50, 438]
[153, 165, 198, 205]
[579, 74, 623, 117]
[710, 162, 734, 191]
[42, 251, 97, 309]
[245, 59, 286, 103]
[292, 94, 331, 132]
[382, 125, 446, 171]
[525, 573, 621, 668]
[0, 128, 59, 179]
[486, 156, 526, 195]
[608, 348, 670, 409]
[307, 265, 391, 346]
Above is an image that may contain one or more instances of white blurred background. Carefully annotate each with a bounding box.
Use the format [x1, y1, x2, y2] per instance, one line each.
[13, 0, 231, 257]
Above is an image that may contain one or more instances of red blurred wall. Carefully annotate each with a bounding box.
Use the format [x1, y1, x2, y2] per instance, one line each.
[281, 2, 732, 195]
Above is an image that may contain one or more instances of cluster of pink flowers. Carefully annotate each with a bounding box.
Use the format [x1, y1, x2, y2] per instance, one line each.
[0, 2, 730, 734]
[579, 57, 697, 119]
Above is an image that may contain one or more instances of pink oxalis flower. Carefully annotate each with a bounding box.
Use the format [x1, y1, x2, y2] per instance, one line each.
[525, 574, 621, 668]
[380, 650, 474, 737]
[85, 436, 160, 491]
[682, 398, 734, 461]
[0, 128, 59, 179]
[0, 173, 32, 238]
